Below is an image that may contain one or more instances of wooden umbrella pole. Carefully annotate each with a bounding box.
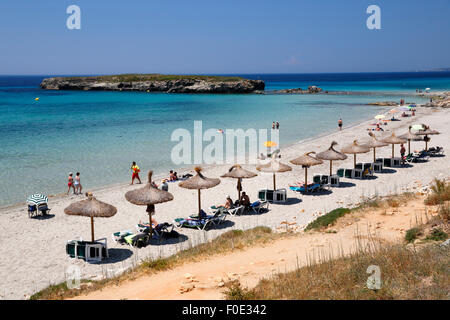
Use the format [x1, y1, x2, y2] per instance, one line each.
[353, 154, 356, 168]
[90, 216, 95, 242]
[237, 179, 241, 205]
[408, 140, 411, 155]
[148, 212, 153, 239]
[198, 189, 201, 214]
[305, 167, 308, 192]
[392, 144, 394, 158]
[329, 160, 333, 177]
[273, 173, 276, 191]
[373, 148, 376, 162]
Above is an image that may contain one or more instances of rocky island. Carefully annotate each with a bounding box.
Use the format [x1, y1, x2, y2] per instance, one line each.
[40, 74, 265, 94]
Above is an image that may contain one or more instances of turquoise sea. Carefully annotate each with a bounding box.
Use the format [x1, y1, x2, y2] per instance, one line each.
[1, 72, 449, 207]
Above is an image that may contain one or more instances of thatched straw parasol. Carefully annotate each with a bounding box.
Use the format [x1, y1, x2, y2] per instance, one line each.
[65, 192, 117, 242]
[290, 152, 323, 192]
[316, 141, 347, 176]
[221, 164, 257, 204]
[256, 157, 292, 190]
[179, 167, 220, 214]
[341, 140, 370, 168]
[381, 133, 407, 158]
[415, 126, 440, 151]
[399, 126, 422, 154]
[125, 170, 174, 236]
[367, 132, 389, 162]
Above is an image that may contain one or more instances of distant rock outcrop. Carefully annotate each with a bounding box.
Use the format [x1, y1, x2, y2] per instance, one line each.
[270, 86, 323, 94]
[423, 91, 450, 108]
[40, 75, 265, 94]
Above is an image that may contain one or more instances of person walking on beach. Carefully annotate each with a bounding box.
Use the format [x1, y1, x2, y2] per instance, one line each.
[276, 121, 280, 130]
[272, 122, 275, 130]
[74, 172, 82, 195]
[338, 118, 343, 131]
[131, 161, 142, 185]
[67, 172, 75, 195]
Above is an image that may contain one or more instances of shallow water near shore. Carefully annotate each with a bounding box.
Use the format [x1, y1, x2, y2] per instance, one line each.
[0, 73, 448, 207]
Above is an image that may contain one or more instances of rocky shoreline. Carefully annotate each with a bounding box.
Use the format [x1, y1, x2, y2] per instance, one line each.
[40, 75, 265, 94]
[421, 91, 450, 108]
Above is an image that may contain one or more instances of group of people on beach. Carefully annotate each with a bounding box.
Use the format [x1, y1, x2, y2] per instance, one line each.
[67, 172, 82, 195]
[272, 121, 280, 130]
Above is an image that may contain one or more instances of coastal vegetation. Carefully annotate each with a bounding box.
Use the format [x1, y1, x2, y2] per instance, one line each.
[53, 74, 246, 83]
[224, 243, 449, 300]
[225, 191, 450, 300]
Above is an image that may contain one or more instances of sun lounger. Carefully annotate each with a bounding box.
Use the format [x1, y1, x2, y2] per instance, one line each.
[136, 222, 177, 240]
[405, 152, 429, 163]
[124, 233, 150, 248]
[174, 211, 227, 231]
[289, 183, 324, 194]
[427, 146, 444, 156]
[112, 230, 133, 244]
[209, 205, 245, 216]
[66, 237, 108, 263]
[250, 200, 269, 214]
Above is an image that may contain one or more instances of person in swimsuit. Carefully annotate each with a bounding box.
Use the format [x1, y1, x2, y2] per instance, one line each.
[67, 172, 75, 195]
[276, 121, 279, 130]
[131, 161, 142, 185]
[338, 118, 343, 131]
[74, 172, 82, 195]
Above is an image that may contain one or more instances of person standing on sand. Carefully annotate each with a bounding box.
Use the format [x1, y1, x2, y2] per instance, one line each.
[272, 122, 275, 130]
[400, 144, 406, 164]
[67, 172, 75, 195]
[276, 121, 279, 130]
[131, 161, 142, 185]
[74, 172, 82, 194]
[338, 118, 343, 131]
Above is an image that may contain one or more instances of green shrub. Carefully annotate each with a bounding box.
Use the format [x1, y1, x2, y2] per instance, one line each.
[305, 208, 351, 230]
[405, 228, 421, 243]
[425, 228, 448, 241]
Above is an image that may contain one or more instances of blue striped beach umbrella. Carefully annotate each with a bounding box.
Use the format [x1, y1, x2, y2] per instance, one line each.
[27, 194, 48, 206]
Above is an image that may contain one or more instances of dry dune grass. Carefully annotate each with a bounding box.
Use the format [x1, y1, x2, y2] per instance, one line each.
[225, 243, 450, 300]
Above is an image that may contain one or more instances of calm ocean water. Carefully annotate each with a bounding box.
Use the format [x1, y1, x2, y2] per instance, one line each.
[1, 72, 449, 207]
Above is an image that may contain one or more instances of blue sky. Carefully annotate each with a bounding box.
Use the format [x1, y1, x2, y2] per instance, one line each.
[0, 0, 449, 75]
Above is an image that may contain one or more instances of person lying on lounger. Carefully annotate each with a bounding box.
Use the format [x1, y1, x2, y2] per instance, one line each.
[215, 195, 234, 210]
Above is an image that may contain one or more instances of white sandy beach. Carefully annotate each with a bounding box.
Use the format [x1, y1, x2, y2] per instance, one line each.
[0, 105, 449, 299]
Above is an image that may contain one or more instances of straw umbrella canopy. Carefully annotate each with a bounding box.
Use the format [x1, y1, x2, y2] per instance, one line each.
[289, 152, 323, 192]
[221, 164, 257, 204]
[256, 157, 292, 191]
[399, 126, 422, 154]
[316, 141, 347, 176]
[179, 167, 220, 215]
[125, 170, 174, 236]
[415, 126, 440, 151]
[64, 192, 117, 242]
[367, 132, 389, 162]
[381, 133, 407, 158]
[341, 140, 370, 168]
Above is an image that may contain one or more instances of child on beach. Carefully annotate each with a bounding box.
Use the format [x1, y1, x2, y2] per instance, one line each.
[338, 118, 343, 131]
[67, 172, 75, 195]
[131, 162, 142, 185]
[74, 172, 82, 194]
